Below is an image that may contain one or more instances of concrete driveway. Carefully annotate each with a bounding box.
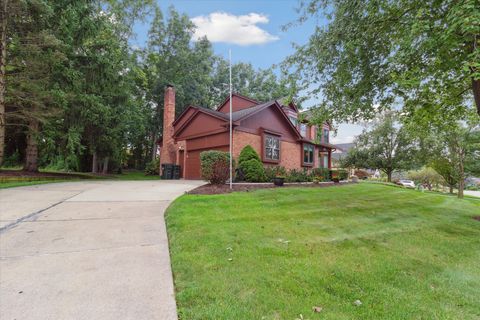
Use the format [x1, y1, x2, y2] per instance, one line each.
[0, 180, 203, 320]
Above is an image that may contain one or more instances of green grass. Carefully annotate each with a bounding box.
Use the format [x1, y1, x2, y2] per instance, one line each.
[0, 169, 160, 189]
[166, 183, 480, 320]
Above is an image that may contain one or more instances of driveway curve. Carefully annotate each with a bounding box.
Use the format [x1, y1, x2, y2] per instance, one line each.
[0, 180, 204, 320]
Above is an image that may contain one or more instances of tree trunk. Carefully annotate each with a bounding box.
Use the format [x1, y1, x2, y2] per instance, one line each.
[23, 119, 39, 172]
[473, 73, 480, 117]
[152, 133, 157, 161]
[449, 185, 453, 194]
[387, 170, 392, 182]
[102, 157, 109, 174]
[0, 0, 7, 166]
[92, 152, 98, 173]
[457, 149, 465, 199]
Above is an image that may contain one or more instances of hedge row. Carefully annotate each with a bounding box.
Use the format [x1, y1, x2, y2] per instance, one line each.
[200, 145, 348, 185]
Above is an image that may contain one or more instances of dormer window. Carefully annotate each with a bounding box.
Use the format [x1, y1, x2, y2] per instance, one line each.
[289, 116, 298, 127]
[300, 124, 307, 137]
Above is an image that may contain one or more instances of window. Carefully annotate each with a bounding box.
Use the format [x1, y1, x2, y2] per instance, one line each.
[264, 135, 280, 161]
[303, 144, 314, 165]
[323, 129, 329, 143]
[323, 154, 329, 168]
[289, 116, 298, 127]
[300, 124, 307, 137]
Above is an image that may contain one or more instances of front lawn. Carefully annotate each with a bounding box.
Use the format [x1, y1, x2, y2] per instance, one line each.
[166, 183, 480, 319]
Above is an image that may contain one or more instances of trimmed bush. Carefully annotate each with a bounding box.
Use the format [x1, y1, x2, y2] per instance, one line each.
[200, 150, 231, 184]
[265, 166, 287, 181]
[145, 158, 160, 175]
[311, 168, 331, 182]
[285, 169, 312, 183]
[238, 145, 261, 166]
[242, 159, 267, 182]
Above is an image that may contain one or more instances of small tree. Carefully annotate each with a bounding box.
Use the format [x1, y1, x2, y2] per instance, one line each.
[237, 145, 266, 182]
[342, 113, 417, 182]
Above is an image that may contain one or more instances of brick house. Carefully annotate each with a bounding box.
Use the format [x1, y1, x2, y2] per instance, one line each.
[159, 85, 336, 179]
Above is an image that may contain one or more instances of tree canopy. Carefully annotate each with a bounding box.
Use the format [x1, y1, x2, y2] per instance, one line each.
[1, 2, 296, 172]
[285, 0, 480, 123]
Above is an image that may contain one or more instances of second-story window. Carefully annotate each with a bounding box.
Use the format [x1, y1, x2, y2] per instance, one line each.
[289, 116, 298, 127]
[323, 128, 329, 143]
[300, 124, 307, 137]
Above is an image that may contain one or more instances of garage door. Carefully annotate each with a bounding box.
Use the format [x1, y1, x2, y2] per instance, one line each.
[185, 147, 228, 180]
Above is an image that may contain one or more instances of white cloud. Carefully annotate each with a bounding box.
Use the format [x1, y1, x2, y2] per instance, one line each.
[191, 12, 279, 46]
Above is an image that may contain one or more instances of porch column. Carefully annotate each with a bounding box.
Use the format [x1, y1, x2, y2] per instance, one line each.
[328, 150, 332, 168]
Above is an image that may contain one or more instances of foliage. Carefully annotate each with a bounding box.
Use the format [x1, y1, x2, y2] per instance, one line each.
[238, 145, 261, 166]
[342, 113, 417, 182]
[200, 150, 230, 184]
[264, 166, 287, 181]
[240, 159, 266, 183]
[407, 167, 444, 191]
[354, 169, 370, 180]
[2, 149, 20, 167]
[144, 158, 160, 176]
[167, 183, 480, 319]
[285, 168, 311, 183]
[237, 145, 266, 182]
[311, 168, 330, 182]
[330, 169, 348, 181]
[285, 0, 480, 125]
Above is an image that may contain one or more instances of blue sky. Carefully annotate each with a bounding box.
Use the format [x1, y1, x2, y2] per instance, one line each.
[132, 0, 364, 143]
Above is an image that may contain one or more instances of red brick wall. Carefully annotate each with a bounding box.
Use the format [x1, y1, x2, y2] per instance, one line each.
[233, 131, 301, 170]
[160, 86, 177, 166]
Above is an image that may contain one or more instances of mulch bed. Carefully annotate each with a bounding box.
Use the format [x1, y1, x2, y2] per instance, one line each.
[473, 216, 480, 222]
[188, 181, 353, 195]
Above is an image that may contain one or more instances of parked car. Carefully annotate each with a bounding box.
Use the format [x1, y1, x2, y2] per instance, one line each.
[397, 179, 416, 188]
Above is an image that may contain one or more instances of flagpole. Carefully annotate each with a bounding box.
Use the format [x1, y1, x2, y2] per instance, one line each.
[229, 49, 233, 190]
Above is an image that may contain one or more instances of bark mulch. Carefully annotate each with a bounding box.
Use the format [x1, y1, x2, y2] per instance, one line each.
[473, 216, 480, 222]
[187, 181, 354, 195]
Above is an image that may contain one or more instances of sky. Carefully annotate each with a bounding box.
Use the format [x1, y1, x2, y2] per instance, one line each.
[132, 0, 364, 143]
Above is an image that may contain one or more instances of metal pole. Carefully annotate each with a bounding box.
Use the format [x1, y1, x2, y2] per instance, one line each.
[229, 49, 233, 189]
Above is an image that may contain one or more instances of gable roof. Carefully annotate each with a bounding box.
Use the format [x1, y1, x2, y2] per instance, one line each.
[216, 93, 260, 111]
[173, 100, 303, 140]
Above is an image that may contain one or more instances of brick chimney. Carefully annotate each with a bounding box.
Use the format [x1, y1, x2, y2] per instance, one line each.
[160, 85, 177, 168]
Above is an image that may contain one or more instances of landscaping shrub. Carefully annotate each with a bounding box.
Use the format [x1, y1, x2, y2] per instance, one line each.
[3, 150, 21, 167]
[264, 166, 287, 181]
[311, 168, 331, 182]
[354, 169, 370, 180]
[330, 169, 348, 181]
[285, 169, 312, 182]
[200, 150, 230, 184]
[241, 159, 267, 182]
[144, 158, 160, 175]
[238, 145, 261, 166]
[237, 146, 266, 182]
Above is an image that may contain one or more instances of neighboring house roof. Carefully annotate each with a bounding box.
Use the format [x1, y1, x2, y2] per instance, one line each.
[331, 142, 355, 160]
[334, 143, 355, 153]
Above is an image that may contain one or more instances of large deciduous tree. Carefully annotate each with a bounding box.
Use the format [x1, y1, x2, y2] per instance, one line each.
[286, 0, 480, 122]
[342, 113, 417, 182]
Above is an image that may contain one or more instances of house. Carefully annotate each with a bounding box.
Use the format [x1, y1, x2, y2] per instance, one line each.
[159, 85, 337, 179]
